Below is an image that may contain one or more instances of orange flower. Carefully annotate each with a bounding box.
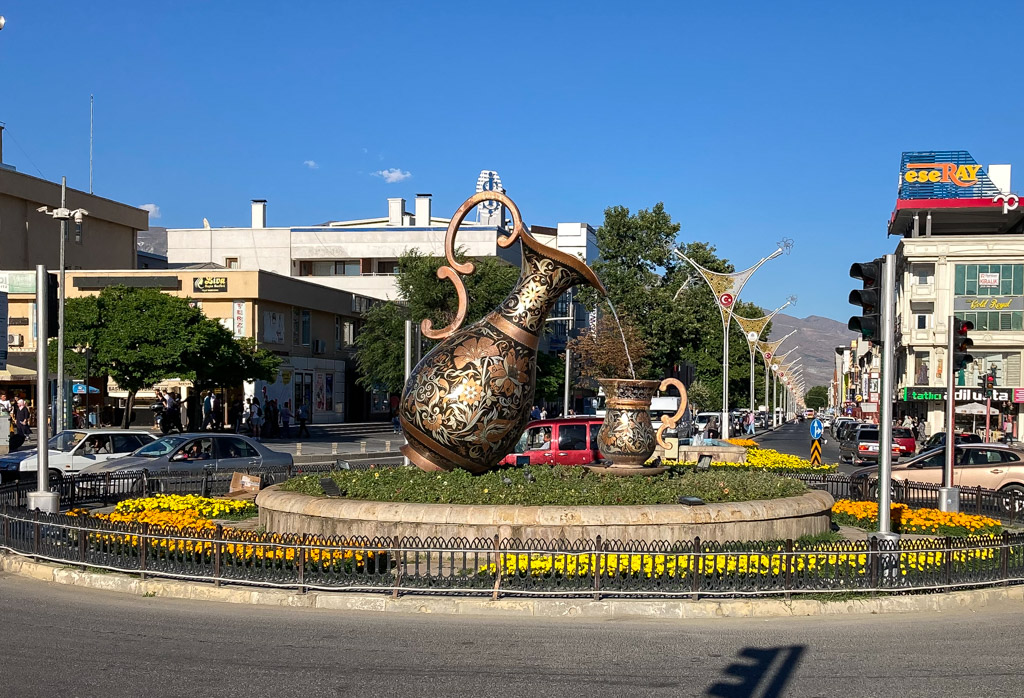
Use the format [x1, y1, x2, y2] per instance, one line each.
[453, 337, 499, 369]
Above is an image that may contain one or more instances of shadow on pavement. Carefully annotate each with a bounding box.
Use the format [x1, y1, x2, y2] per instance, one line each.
[706, 645, 805, 697]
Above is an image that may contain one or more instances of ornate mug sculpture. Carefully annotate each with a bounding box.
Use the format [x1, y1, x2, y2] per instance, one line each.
[596, 378, 688, 467]
[400, 192, 606, 473]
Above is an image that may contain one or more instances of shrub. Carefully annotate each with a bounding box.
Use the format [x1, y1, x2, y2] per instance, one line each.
[280, 465, 808, 506]
[831, 499, 1002, 537]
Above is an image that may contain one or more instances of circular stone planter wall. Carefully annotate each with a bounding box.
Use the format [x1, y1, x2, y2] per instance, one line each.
[255, 487, 834, 543]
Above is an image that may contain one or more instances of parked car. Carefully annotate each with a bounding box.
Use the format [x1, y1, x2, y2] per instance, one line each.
[0, 429, 157, 483]
[839, 425, 902, 465]
[892, 427, 917, 456]
[922, 432, 983, 450]
[831, 417, 854, 437]
[499, 418, 604, 466]
[77, 432, 293, 481]
[834, 419, 862, 443]
[851, 444, 1024, 505]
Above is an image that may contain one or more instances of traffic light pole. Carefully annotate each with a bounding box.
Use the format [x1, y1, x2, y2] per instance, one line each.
[875, 254, 897, 539]
[941, 313, 960, 512]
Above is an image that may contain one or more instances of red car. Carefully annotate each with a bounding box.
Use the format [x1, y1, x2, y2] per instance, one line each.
[499, 418, 605, 466]
[892, 427, 917, 456]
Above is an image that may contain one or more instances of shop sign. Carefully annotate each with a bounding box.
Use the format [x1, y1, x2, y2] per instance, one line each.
[904, 162, 981, 187]
[193, 276, 228, 293]
[979, 272, 1001, 288]
[953, 295, 1023, 311]
[901, 387, 1015, 402]
[232, 301, 246, 337]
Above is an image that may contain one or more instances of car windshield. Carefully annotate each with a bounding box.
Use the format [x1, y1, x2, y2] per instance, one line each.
[893, 428, 912, 438]
[134, 435, 188, 458]
[47, 431, 86, 452]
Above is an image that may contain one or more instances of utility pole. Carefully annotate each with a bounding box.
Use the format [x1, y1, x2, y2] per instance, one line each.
[27, 265, 57, 514]
[875, 254, 897, 539]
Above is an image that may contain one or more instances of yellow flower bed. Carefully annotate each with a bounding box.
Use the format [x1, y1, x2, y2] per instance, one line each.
[832, 499, 1002, 536]
[67, 497, 377, 569]
[115, 494, 255, 519]
[483, 546, 996, 579]
[660, 448, 835, 473]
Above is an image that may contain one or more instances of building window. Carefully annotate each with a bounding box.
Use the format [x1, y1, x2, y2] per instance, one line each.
[301, 309, 311, 346]
[298, 260, 361, 276]
[335, 316, 342, 350]
[914, 352, 930, 386]
[292, 307, 301, 345]
[337, 260, 361, 276]
[376, 260, 399, 275]
[343, 321, 355, 346]
[955, 264, 1024, 296]
[225, 257, 239, 269]
[74, 221, 84, 245]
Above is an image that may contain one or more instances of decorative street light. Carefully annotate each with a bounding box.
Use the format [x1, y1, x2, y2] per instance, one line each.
[732, 295, 796, 418]
[674, 239, 792, 438]
[37, 176, 89, 432]
[756, 331, 796, 428]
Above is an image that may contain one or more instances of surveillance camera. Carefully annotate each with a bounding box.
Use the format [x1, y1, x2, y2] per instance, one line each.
[37, 205, 49, 213]
[73, 209, 89, 224]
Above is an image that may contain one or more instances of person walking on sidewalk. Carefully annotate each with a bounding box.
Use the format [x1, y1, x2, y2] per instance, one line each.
[745, 411, 756, 436]
[279, 401, 292, 439]
[296, 401, 311, 438]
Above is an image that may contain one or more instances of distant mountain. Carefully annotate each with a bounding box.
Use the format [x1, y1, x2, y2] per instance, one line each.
[766, 314, 858, 393]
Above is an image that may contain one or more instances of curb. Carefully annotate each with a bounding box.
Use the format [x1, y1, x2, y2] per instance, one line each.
[3, 551, 1021, 620]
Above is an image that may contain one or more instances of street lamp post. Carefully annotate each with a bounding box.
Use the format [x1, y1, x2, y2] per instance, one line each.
[674, 240, 792, 438]
[732, 296, 796, 418]
[37, 177, 88, 433]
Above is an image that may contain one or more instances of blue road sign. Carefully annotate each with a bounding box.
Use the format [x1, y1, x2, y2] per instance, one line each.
[809, 418, 823, 440]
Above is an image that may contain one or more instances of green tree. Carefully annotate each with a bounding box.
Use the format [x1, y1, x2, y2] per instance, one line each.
[805, 385, 828, 410]
[355, 248, 519, 394]
[686, 379, 714, 414]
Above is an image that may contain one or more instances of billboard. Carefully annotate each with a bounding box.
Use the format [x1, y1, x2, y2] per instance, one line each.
[898, 150, 1002, 201]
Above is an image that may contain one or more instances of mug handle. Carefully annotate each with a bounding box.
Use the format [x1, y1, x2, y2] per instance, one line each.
[655, 378, 689, 450]
[422, 191, 525, 340]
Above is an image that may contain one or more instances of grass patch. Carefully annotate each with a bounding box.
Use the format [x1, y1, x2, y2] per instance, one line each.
[280, 465, 807, 506]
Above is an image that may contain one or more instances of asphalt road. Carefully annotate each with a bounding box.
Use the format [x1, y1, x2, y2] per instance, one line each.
[2, 572, 1023, 698]
[754, 421, 855, 473]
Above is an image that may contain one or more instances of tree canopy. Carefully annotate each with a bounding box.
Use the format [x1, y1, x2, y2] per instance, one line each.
[804, 385, 828, 409]
[55, 286, 281, 426]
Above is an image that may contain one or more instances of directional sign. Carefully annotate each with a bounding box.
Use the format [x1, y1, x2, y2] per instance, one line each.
[810, 439, 822, 466]
[809, 418, 823, 440]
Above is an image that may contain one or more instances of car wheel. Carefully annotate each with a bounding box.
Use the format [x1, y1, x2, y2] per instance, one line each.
[999, 485, 1024, 515]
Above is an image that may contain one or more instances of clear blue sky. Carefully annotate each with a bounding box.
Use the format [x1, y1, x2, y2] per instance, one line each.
[2, 2, 1022, 322]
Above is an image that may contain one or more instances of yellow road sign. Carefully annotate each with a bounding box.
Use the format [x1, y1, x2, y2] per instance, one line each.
[810, 439, 822, 466]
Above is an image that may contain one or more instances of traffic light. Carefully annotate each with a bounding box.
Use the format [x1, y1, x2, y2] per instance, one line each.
[984, 368, 996, 393]
[46, 273, 59, 338]
[848, 258, 884, 342]
[951, 318, 974, 371]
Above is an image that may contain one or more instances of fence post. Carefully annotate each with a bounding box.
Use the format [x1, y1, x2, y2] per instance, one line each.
[391, 536, 404, 600]
[202, 472, 210, 498]
[139, 522, 149, 581]
[214, 524, 223, 587]
[976, 486, 983, 516]
[102, 472, 111, 508]
[593, 535, 602, 602]
[691, 536, 701, 601]
[868, 535, 879, 593]
[78, 516, 87, 570]
[944, 536, 952, 588]
[297, 533, 307, 594]
[1001, 531, 1010, 585]
[491, 534, 502, 601]
[33, 508, 40, 556]
[784, 539, 793, 600]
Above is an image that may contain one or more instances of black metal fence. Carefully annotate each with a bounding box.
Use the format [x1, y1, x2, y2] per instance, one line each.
[1, 504, 1022, 597]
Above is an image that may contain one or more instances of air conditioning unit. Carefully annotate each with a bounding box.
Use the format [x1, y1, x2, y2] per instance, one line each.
[313, 339, 326, 354]
[8, 334, 23, 347]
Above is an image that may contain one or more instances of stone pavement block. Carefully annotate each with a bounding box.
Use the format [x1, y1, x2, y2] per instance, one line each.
[315, 594, 387, 613]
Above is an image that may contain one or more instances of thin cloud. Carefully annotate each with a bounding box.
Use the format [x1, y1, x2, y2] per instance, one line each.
[303, 160, 319, 170]
[139, 203, 161, 219]
[373, 168, 412, 184]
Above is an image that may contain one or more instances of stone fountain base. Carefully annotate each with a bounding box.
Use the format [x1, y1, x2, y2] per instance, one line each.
[255, 487, 834, 544]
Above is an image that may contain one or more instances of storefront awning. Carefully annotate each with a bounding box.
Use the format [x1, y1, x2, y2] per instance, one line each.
[0, 364, 36, 381]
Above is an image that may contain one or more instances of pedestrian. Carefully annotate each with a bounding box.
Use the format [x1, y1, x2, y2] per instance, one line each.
[392, 412, 400, 434]
[296, 401, 311, 438]
[279, 400, 292, 438]
[0, 392, 11, 414]
[202, 391, 215, 431]
[249, 398, 264, 439]
[12, 398, 30, 451]
[211, 393, 223, 430]
[164, 390, 182, 433]
[530, 405, 541, 420]
[745, 411, 756, 436]
[540, 406, 548, 420]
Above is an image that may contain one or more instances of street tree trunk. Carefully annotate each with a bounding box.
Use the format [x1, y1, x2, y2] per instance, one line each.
[121, 390, 136, 429]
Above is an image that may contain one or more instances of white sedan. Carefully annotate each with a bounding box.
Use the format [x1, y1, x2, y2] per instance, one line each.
[0, 429, 157, 483]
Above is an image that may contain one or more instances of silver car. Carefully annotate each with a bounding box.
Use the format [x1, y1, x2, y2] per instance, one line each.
[78, 432, 293, 477]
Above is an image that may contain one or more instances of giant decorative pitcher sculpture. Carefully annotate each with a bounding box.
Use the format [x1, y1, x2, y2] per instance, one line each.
[596, 377, 688, 468]
[400, 192, 606, 473]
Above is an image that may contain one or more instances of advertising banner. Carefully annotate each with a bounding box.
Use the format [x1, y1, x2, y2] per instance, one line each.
[192, 276, 228, 293]
[898, 150, 1000, 201]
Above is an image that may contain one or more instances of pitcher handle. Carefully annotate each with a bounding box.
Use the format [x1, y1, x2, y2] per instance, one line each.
[655, 378, 689, 450]
[422, 191, 526, 340]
